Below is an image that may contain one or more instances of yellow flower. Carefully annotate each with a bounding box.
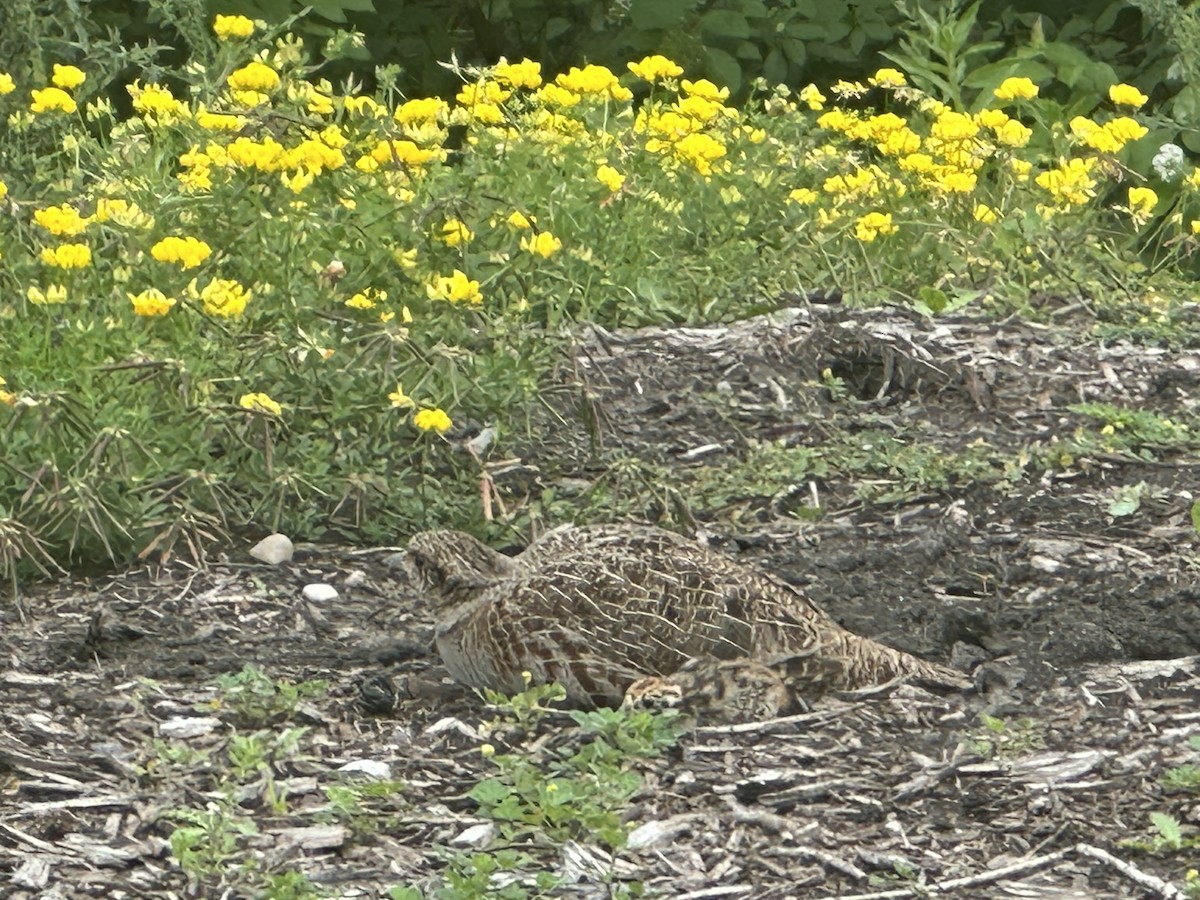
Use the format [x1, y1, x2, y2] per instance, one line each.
[40, 243, 91, 268]
[493, 57, 542, 89]
[935, 170, 976, 193]
[438, 218, 473, 246]
[368, 138, 441, 168]
[196, 110, 245, 131]
[556, 64, 632, 101]
[993, 76, 1038, 101]
[994, 119, 1032, 147]
[787, 187, 818, 204]
[628, 55, 683, 82]
[480, 743, 496, 758]
[596, 164, 625, 192]
[413, 408, 453, 434]
[30, 87, 77, 114]
[27, 284, 67, 304]
[151, 236, 212, 268]
[427, 270, 483, 305]
[506, 210, 534, 229]
[128, 81, 189, 121]
[830, 79, 868, 98]
[394, 97, 448, 124]
[239, 392, 282, 416]
[388, 383, 415, 409]
[681, 78, 729, 103]
[0, 376, 14, 407]
[673, 132, 727, 176]
[228, 61, 280, 93]
[1191, 219, 1200, 234]
[1127, 186, 1158, 219]
[798, 84, 826, 110]
[345, 287, 387, 309]
[0, 72, 14, 95]
[520, 231, 562, 258]
[0, 180, 6, 201]
[973, 204, 998, 223]
[1109, 83, 1148, 108]
[213, 14, 255, 40]
[854, 211, 897, 242]
[344, 95, 384, 117]
[51, 64, 86, 91]
[129, 288, 176, 317]
[869, 67, 906, 89]
[33, 203, 91, 236]
[1104, 116, 1148, 145]
[675, 94, 727, 123]
[533, 83, 582, 108]
[1035, 158, 1097, 206]
[193, 277, 251, 317]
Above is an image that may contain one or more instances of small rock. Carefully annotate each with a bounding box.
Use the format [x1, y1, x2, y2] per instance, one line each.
[302, 583, 338, 602]
[337, 759, 392, 780]
[344, 570, 367, 588]
[450, 822, 496, 848]
[249, 533, 294, 564]
[159, 715, 222, 739]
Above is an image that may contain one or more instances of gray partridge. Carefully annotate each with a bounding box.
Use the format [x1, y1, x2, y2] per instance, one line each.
[402, 524, 971, 713]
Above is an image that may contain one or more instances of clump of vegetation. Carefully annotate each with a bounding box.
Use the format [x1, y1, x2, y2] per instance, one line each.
[392, 677, 681, 898]
[2, 12, 1197, 582]
[150, 665, 331, 894]
[206, 663, 328, 725]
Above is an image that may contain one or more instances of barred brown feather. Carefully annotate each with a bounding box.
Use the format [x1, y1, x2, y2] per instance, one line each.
[403, 524, 971, 713]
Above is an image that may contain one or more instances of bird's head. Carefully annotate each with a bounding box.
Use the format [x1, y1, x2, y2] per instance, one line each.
[402, 530, 517, 608]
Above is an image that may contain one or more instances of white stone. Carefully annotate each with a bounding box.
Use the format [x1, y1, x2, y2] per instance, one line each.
[337, 759, 392, 780]
[159, 715, 221, 739]
[302, 583, 338, 602]
[450, 822, 496, 848]
[249, 533, 294, 564]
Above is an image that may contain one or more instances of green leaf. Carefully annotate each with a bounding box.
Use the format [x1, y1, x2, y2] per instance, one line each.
[918, 286, 948, 314]
[1190, 499, 1200, 533]
[1150, 812, 1183, 849]
[699, 9, 751, 38]
[469, 778, 512, 806]
[702, 46, 742, 96]
[630, 0, 695, 30]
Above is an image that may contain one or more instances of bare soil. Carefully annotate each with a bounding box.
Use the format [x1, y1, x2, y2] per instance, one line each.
[3, 303, 1199, 898]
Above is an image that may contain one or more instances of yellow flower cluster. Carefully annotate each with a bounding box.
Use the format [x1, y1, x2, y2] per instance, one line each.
[1068, 115, 1148, 154]
[129, 288, 177, 317]
[214, 14, 256, 40]
[628, 55, 683, 82]
[345, 287, 387, 310]
[520, 231, 562, 258]
[854, 211, 897, 242]
[191, 278, 251, 318]
[128, 82, 189, 122]
[494, 57, 542, 89]
[40, 243, 92, 268]
[0, 376, 14, 407]
[239, 392, 283, 415]
[438, 219, 473, 247]
[27, 284, 67, 304]
[29, 64, 86, 115]
[34, 203, 92, 236]
[1035, 158, 1098, 208]
[555, 64, 633, 101]
[228, 61, 280, 93]
[427, 270, 483, 305]
[413, 408, 452, 433]
[151, 236, 212, 268]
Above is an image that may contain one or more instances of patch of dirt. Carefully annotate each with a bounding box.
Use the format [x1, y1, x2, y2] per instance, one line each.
[3, 304, 1199, 898]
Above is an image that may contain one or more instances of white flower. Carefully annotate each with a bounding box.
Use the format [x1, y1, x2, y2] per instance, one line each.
[1152, 143, 1185, 181]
